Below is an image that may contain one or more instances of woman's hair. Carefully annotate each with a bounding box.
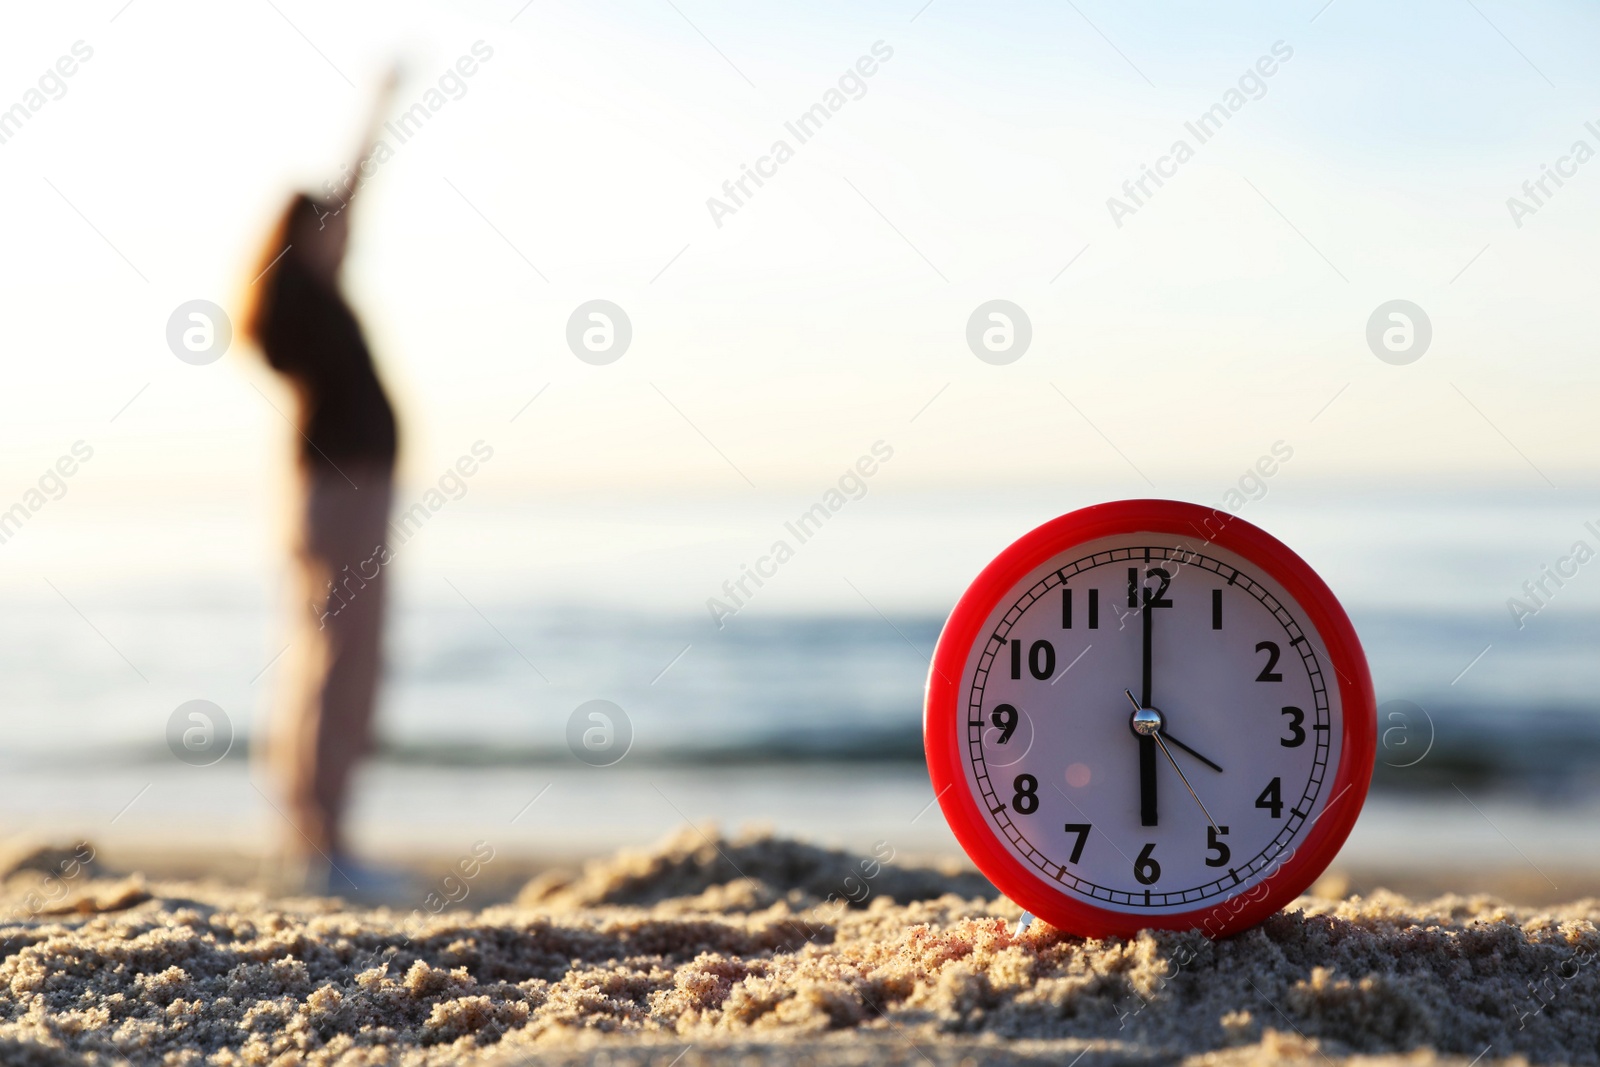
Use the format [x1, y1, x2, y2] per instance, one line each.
[240, 194, 328, 346]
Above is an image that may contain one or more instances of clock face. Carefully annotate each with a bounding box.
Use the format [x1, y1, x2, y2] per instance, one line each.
[926, 501, 1374, 937]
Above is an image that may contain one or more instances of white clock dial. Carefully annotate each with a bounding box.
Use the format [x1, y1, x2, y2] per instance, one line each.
[957, 533, 1344, 914]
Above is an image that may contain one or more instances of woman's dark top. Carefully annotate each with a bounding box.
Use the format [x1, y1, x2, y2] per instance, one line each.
[256, 260, 397, 472]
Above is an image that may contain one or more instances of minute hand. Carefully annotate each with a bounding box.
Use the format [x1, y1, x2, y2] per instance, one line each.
[1137, 600, 1157, 826]
[1140, 581, 1153, 708]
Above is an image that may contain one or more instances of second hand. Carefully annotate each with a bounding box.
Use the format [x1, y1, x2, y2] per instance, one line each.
[1153, 733, 1219, 832]
[1124, 689, 1220, 831]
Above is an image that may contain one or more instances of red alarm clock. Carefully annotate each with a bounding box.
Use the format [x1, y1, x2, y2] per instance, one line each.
[924, 499, 1375, 938]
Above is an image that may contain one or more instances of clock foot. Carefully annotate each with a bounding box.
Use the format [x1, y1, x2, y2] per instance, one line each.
[1014, 910, 1035, 936]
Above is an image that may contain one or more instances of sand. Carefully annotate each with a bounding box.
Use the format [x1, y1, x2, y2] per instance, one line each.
[0, 830, 1594, 1066]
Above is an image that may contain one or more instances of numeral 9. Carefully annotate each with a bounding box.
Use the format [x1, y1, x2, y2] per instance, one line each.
[990, 703, 1018, 744]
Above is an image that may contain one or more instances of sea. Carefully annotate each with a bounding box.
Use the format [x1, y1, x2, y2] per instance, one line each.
[3, 485, 1599, 875]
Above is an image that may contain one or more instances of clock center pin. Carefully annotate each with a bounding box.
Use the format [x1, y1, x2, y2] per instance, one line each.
[1131, 706, 1165, 737]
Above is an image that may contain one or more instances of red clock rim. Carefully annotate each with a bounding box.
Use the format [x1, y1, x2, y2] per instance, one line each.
[923, 498, 1376, 940]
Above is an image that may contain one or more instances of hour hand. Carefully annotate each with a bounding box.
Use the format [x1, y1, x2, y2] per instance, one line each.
[1161, 730, 1223, 773]
[1124, 690, 1222, 773]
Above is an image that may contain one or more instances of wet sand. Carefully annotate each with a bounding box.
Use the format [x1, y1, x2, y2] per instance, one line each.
[0, 831, 1596, 1065]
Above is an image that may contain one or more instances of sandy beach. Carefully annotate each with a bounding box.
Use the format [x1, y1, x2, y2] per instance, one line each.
[3, 0, 1593, 1062]
[0, 830, 1593, 1066]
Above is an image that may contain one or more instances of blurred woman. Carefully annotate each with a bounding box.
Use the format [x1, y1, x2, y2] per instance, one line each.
[241, 85, 400, 894]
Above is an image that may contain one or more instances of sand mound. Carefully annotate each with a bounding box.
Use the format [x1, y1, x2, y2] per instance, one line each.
[0, 833, 1594, 1065]
[516, 826, 994, 912]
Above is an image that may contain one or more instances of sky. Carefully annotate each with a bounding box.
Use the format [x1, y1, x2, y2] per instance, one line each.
[0, 0, 1597, 609]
